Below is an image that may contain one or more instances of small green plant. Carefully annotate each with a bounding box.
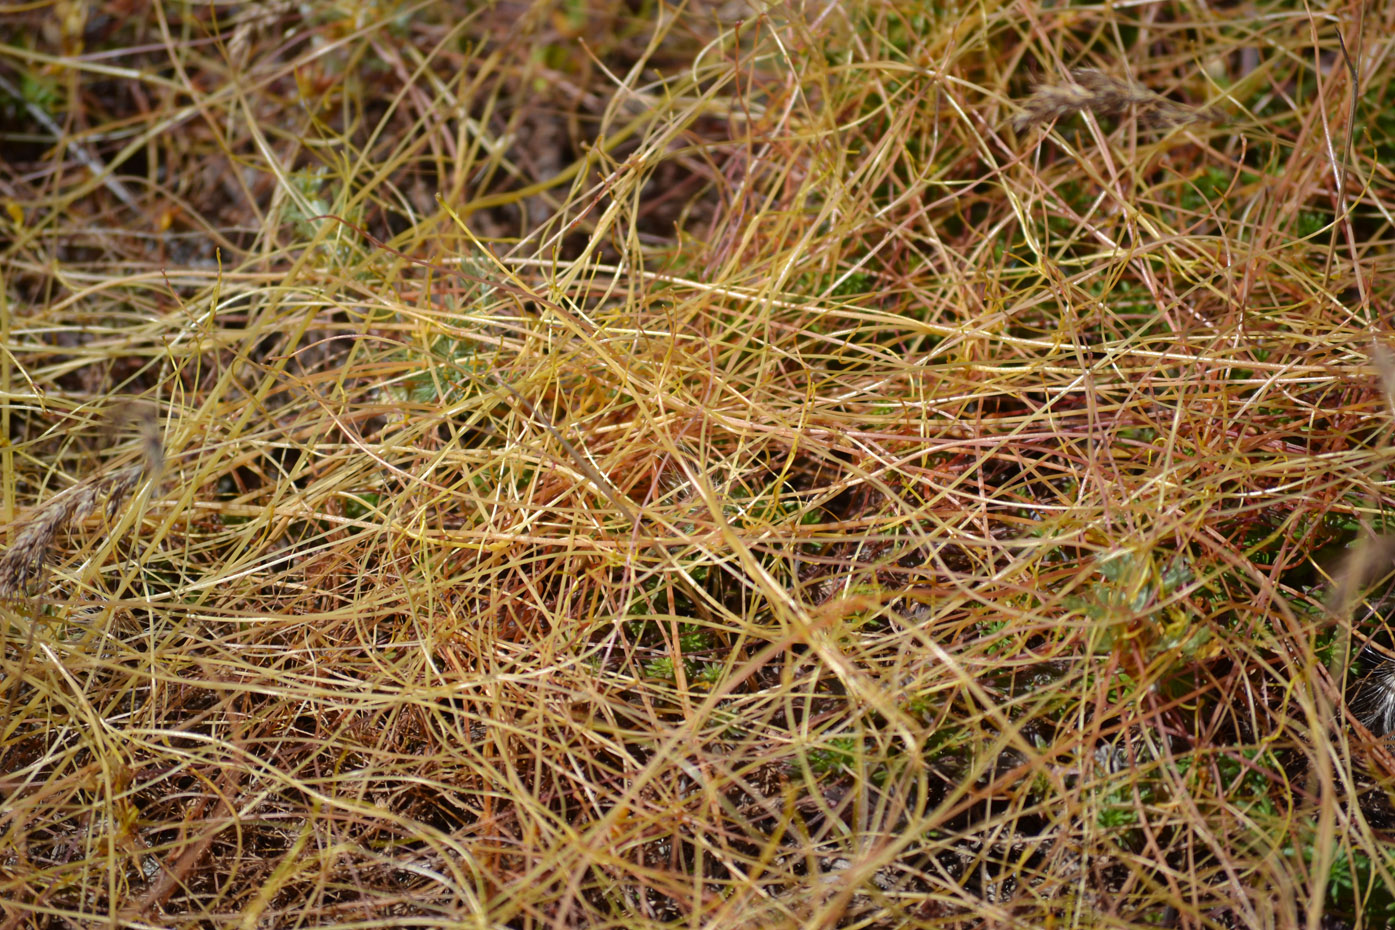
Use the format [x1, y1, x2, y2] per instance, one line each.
[806, 736, 861, 775]
[1323, 846, 1395, 925]
[642, 655, 676, 681]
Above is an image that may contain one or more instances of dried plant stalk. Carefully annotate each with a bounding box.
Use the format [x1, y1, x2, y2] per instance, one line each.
[0, 404, 163, 599]
[1013, 68, 1224, 132]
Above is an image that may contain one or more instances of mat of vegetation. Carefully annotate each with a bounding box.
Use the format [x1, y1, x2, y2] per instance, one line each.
[3, 2, 1394, 928]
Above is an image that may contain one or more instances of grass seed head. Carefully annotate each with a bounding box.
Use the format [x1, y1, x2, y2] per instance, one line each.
[0, 404, 163, 600]
[1014, 68, 1225, 132]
